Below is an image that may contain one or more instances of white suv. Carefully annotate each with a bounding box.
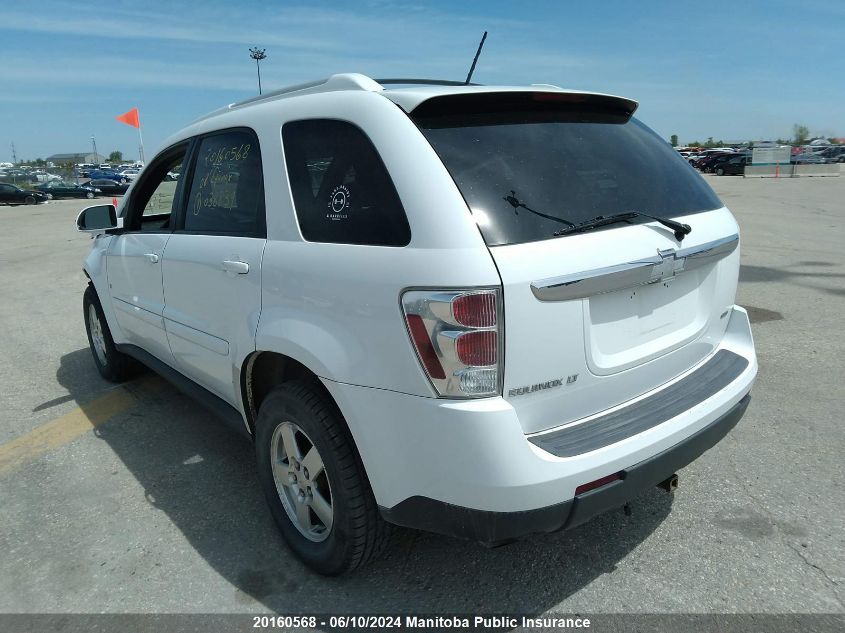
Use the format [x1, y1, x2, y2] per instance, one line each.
[118, 168, 142, 182]
[76, 74, 757, 575]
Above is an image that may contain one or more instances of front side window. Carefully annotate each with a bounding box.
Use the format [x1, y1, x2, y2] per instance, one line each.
[142, 157, 183, 218]
[184, 129, 264, 235]
[124, 145, 186, 232]
[282, 119, 411, 246]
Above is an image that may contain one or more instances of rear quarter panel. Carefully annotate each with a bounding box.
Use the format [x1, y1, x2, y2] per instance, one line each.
[245, 90, 502, 394]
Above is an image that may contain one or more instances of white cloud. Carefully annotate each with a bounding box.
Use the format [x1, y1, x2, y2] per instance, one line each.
[0, 54, 256, 91]
[0, 2, 609, 93]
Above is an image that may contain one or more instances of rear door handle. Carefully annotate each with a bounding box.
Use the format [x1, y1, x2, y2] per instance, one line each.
[144, 253, 160, 264]
[222, 260, 249, 274]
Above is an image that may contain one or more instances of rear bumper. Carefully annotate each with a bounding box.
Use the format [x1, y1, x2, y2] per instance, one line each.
[380, 394, 750, 543]
[322, 305, 756, 537]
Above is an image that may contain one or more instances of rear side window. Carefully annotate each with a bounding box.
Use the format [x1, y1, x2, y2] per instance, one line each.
[414, 93, 723, 246]
[184, 129, 264, 236]
[282, 119, 411, 246]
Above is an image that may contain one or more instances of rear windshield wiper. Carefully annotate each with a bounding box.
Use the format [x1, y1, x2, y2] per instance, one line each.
[503, 191, 575, 227]
[553, 211, 692, 241]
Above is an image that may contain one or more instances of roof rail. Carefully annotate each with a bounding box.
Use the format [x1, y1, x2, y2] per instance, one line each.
[191, 73, 383, 124]
[190, 75, 494, 125]
[230, 73, 383, 109]
[376, 78, 482, 87]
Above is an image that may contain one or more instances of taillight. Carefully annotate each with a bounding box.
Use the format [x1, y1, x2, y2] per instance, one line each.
[401, 289, 502, 398]
[405, 314, 446, 379]
[455, 331, 497, 366]
[451, 292, 496, 327]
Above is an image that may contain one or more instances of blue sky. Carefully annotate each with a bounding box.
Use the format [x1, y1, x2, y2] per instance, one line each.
[1, 0, 842, 162]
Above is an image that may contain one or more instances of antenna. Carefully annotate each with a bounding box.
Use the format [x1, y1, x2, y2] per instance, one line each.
[464, 31, 488, 85]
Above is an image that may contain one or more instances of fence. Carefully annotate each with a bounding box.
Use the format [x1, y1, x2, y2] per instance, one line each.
[0, 167, 80, 187]
[744, 164, 841, 178]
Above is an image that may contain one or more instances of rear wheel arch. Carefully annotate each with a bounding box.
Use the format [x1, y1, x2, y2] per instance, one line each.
[241, 351, 343, 436]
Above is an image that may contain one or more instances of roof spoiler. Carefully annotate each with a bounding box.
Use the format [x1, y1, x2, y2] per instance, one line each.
[410, 91, 639, 126]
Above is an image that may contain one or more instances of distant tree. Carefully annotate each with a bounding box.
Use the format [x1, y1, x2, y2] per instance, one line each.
[793, 124, 810, 145]
[670, 134, 678, 147]
[688, 140, 702, 147]
[109, 150, 123, 163]
[57, 160, 76, 181]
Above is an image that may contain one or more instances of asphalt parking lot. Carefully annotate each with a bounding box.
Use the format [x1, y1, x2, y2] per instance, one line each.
[1, 173, 843, 616]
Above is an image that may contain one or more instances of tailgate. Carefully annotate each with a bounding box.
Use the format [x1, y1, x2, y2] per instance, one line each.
[491, 208, 740, 433]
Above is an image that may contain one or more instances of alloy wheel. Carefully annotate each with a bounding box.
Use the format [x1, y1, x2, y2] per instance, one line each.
[88, 304, 107, 366]
[270, 421, 333, 542]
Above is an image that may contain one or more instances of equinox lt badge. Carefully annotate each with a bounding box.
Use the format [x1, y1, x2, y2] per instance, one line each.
[509, 374, 577, 397]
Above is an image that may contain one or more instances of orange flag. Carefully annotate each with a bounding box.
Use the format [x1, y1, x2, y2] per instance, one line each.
[116, 107, 140, 128]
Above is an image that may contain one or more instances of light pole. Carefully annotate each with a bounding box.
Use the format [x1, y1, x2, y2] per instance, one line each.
[91, 135, 98, 164]
[249, 47, 267, 95]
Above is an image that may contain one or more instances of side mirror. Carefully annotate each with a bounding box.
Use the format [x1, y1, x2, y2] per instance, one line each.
[76, 204, 122, 233]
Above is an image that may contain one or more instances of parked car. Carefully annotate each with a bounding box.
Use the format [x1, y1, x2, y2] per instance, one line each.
[815, 146, 845, 162]
[689, 153, 713, 168]
[790, 153, 827, 164]
[0, 182, 50, 205]
[714, 156, 746, 176]
[36, 180, 99, 199]
[76, 74, 757, 575]
[88, 179, 130, 195]
[88, 169, 126, 182]
[118, 168, 141, 181]
[31, 171, 62, 183]
[698, 153, 737, 172]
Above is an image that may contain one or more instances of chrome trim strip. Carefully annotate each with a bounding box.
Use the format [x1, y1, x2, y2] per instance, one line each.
[676, 233, 739, 271]
[530, 234, 738, 302]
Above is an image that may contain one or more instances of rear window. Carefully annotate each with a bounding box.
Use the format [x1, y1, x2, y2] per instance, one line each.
[282, 119, 411, 247]
[414, 94, 722, 246]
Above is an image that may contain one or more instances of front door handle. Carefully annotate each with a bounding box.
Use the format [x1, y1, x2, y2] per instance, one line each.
[222, 260, 249, 274]
[144, 252, 160, 264]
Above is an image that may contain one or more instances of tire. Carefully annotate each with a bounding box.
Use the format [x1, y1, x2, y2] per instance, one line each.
[24, 195, 36, 205]
[83, 285, 137, 382]
[255, 380, 390, 575]
[715, 167, 725, 176]
[85, 191, 94, 199]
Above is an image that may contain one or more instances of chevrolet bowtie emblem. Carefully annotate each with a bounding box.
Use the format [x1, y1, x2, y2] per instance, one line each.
[649, 248, 686, 282]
